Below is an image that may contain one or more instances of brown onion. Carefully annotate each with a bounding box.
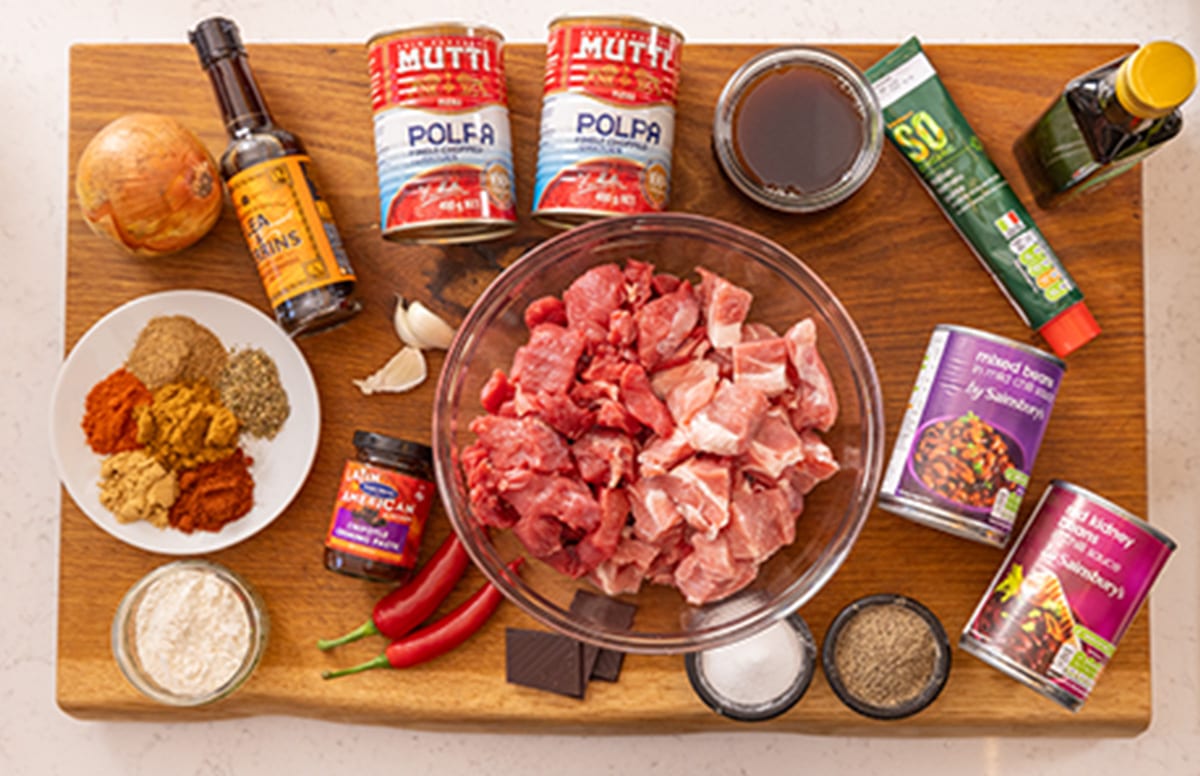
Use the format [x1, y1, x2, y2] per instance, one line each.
[76, 113, 223, 258]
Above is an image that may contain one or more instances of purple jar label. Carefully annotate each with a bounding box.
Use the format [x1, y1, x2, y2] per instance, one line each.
[881, 326, 1064, 542]
[964, 482, 1174, 707]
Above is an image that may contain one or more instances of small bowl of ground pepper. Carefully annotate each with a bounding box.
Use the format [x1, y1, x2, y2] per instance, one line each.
[821, 594, 951, 720]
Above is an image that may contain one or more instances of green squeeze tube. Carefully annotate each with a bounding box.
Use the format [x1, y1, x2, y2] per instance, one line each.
[866, 38, 1100, 358]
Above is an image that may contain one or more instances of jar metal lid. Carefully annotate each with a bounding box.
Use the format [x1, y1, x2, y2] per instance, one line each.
[713, 46, 883, 213]
[353, 430, 433, 465]
[821, 593, 950, 720]
[685, 612, 816, 722]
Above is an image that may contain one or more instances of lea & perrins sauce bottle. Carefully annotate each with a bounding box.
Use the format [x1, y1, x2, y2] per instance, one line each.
[190, 17, 361, 336]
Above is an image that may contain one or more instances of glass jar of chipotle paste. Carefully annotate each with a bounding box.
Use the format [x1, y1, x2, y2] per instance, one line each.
[323, 431, 435, 582]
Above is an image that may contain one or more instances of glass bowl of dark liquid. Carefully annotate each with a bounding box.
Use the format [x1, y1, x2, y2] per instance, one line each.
[713, 47, 883, 213]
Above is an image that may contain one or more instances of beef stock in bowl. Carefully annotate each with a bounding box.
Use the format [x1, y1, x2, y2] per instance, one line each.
[433, 213, 883, 654]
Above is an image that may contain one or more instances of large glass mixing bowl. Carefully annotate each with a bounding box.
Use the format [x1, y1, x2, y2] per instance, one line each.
[433, 213, 883, 654]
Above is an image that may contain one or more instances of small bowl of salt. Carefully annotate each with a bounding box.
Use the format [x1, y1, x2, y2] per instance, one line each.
[685, 613, 816, 722]
[112, 559, 268, 706]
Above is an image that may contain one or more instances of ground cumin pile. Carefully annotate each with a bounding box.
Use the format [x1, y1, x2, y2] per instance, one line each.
[126, 316, 227, 390]
[833, 604, 939, 709]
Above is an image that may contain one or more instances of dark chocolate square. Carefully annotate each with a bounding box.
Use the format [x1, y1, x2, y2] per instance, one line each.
[505, 628, 585, 699]
[569, 590, 637, 682]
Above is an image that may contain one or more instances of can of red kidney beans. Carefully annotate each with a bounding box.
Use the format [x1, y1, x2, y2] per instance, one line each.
[879, 325, 1065, 547]
[961, 481, 1174, 712]
[532, 15, 684, 228]
[366, 24, 517, 243]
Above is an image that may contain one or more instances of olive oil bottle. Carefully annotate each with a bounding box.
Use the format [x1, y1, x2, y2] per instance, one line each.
[1014, 41, 1195, 209]
[190, 17, 361, 336]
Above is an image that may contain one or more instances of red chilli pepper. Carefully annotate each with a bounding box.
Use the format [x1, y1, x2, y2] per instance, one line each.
[321, 557, 523, 679]
[317, 532, 471, 651]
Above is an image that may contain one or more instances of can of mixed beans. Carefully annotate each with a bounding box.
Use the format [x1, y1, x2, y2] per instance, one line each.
[532, 15, 684, 228]
[961, 481, 1174, 712]
[367, 24, 517, 243]
[879, 325, 1065, 547]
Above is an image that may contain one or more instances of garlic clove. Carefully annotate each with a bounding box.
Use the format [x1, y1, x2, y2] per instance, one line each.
[393, 296, 424, 350]
[406, 301, 457, 350]
[352, 346, 427, 395]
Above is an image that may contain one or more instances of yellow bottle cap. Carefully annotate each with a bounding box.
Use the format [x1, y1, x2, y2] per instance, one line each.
[1116, 41, 1196, 119]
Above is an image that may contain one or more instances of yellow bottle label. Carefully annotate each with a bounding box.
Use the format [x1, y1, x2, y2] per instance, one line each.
[228, 155, 356, 308]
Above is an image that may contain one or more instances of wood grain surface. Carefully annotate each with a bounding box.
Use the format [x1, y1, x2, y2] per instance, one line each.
[60, 42, 1149, 734]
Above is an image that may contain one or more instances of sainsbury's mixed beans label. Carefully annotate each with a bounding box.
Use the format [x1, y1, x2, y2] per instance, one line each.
[881, 326, 1064, 535]
[963, 483, 1174, 707]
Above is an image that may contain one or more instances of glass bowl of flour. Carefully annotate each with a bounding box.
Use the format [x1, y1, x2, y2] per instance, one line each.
[112, 559, 268, 706]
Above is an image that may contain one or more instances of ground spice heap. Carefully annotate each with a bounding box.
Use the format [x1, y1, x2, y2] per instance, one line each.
[135, 381, 240, 470]
[126, 315, 227, 390]
[833, 604, 939, 709]
[170, 449, 255, 533]
[98, 450, 179, 527]
[82, 368, 153, 454]
[218, 348, 290, 439]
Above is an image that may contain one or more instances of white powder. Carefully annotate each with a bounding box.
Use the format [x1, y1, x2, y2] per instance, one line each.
[133, 567, 252, 697]
[699, 619, 804, 707]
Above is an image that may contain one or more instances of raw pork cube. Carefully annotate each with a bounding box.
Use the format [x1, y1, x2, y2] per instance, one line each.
[588, 530, 660, 596]
[636, 284, 700, 369]
[629, 476, 684, 542]
[663, 456, 732, 539]
[637, 426, 695, 478]
[619, 363, 675, 438]
[673, 533, 758, 606]
[741, 408, 806, 480]
[504, 474, 601, 534]
[651, 359, 719, 425]
[685, 379, 769, 456]
[697, 267, 753, 349]
[732, 337, 790, 396]
[576, 487, 631, 572]
[511, 323, 586, 395]
[724, 481, 795, 563]
[783, 318, 839, 431]
[623, 259, 655, 310]
[563, 263, 626, 339]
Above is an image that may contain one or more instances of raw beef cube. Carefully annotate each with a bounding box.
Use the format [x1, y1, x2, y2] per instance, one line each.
[512, 512, 565, 558]
[505, 474, 602, 534]
[524, 295, 568, 328]
[580, 349, 630, 384]
[673, 533, 758, 605]
[511, 323, 586, 395]
[572, 429, 636, 488]
[624, 259, 655, 309]
[607, 308, 637, 347]
[725, 481, 794, 562]
[619, 363, 675, 438]
[637, 426, 695, 478]
[732, 337, 790, 396]
[645, 525, 692, 585]
[589, 530, 660, 596]
[511, 387, 595, 441]
[685, 379, 769, 456]
[697, 267, 753, 349]
[663, 456, 731, 539]
[741, 408, 806, 480]
[577, 487, 631, 572]
[783, 318, 839, 431]
[480, 369, 515, 414]
[462, 443, 519, 528]
[468, 415, 573, 473]
[652, 272, 682, 295]
[651, 359, 719, 425]
[541, 548, 587, 579]
[636, 284, 700, 370]
[564, 263, 626, 334]
[628, 476, 684, 542]
[655, 325, 712, 371]
[570, 378, 618, 406]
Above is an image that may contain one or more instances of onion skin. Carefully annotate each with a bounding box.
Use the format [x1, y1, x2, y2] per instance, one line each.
[75, 113, 223, 258]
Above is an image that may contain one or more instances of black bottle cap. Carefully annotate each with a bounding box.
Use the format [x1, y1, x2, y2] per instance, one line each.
[189, 17, 245, 68]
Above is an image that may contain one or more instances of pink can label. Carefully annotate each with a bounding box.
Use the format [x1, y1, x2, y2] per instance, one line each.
[367, 29, 516, 235]
[964, 482, 1174, 706]
[533, 19, 683, 218]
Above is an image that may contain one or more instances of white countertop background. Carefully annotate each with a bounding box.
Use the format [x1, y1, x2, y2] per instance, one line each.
[3, 1, 1197, 773]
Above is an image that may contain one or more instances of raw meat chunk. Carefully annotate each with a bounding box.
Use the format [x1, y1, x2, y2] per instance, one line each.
[685, 379, 769, 456]
[524, 295, 568, 328]
[564, 263, 626, 334]
[511, 387, 595, 440]
[637, 426, 695, 478]
[624, 259, 655, 309]
[741, 408, 806, 480]
[573, 430, 636, 488]
[732, 337, 790, 396]
[636, 284, 699, 369]
[697, 267, 753, 349]
[663, 456, 731, 539]
[589, 530, 660, 596]
[651, 359, 719, 425]
[480, 369, 515, 414]
[725, 481, 794, 562]
[512, 324, 586, 395]
[629, 476, 684, 543]
[468, 415, 572, 473]
[673, 533, 758, 606]
[505, 474, 601, 534]
[784, 318, 839, 431]
[577, 487, 631, 572]
[619, 363, 675, 438]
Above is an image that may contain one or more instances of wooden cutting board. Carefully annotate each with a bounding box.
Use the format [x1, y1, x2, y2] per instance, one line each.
[60, 42, 1149, 734]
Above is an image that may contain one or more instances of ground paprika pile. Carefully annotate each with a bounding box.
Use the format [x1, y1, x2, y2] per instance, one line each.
[169, 448, 255, 533]
[82, 368, 153, 454]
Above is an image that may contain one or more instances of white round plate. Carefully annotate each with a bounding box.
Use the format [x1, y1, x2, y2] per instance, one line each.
[50, 290, 321, 555]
